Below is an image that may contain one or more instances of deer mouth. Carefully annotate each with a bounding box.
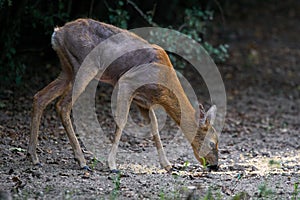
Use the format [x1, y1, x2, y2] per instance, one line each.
[207, 164, 219, 171]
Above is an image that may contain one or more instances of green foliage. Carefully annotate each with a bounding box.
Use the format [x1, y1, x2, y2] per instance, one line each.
[181, 7, 229, 63]
[165, 6, 229, 71]
[201, 157, 207, 169]
[258, 183, 274, 198]
[292, 182, 299, 200]
[232, 192, 250, 200]
[201, 187, 222, 200]
[0, 101, 6, 108]
[159, 190, 166, 200]
[183, 160, 190, 170]
[107, 0, 129, 29]
[203, 42, 229, 63]
[0, 0, 12, 8]
[110, 172, 121, 199]
[0, 0, 71, 86]
[90, 157, 99, 170]
[25, 1, 70, 35]
[203, 187, 214, 200]
[268, 159, 280, 167]
[182, 7, 214, 42]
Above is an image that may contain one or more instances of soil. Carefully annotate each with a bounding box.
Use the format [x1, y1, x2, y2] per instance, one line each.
[0, 1, 299, 199]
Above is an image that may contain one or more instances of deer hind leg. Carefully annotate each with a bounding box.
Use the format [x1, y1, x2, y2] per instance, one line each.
[137, 105, 151, 124]
[149, 108, 172, 172]
[55, 85, 88, 169]
[108, 83, 133, 172]
[54, 63, 99, 170]
[28, 75, 69, 165]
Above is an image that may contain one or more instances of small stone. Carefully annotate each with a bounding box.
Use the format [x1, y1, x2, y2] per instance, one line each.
[222, 186, 233, 196]
[187, 185, 196, 190]
[46, 177, 51, 182]
[171, 171, 180, 176]
[261, 152, 270, 157]
[82, 172, 90, 179]
[139, 180, 147, 186]
[59, 172, 70, 177]
[36, 191, 44, 196]
[251, 165, 259, 171]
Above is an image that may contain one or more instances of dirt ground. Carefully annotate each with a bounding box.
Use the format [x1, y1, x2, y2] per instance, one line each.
[0, 1, 299, 200]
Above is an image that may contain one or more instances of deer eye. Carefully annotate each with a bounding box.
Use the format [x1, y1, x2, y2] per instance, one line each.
[209, 142, 215, 148]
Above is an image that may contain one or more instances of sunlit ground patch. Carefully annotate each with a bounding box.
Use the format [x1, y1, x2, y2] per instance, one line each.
[118, 150, 299, 178]
[238, 150, 300, 176]
[119, 164, 168, 174]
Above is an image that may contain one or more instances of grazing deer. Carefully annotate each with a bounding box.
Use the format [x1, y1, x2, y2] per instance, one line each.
[27, 18, 219, 172]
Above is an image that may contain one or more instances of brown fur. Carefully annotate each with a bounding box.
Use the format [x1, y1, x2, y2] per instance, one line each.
[28, 18, 218, 171]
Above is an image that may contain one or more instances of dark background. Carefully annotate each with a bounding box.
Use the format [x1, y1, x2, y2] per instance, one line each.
[1, 0, 294, 89]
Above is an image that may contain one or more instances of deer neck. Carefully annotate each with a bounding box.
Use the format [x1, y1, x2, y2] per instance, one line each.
[159, 89, 198, 144]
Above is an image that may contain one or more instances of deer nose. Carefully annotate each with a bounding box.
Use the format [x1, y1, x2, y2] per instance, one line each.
[207, 164, 219, 171]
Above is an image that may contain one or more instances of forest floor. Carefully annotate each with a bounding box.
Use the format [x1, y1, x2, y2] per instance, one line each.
[0, 1, 299, 200]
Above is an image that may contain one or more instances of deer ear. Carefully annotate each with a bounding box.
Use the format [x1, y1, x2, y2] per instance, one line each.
[204, 105, 217, 126]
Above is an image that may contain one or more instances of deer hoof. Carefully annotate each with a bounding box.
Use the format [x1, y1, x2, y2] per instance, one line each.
[165, 165, 173, 173]
[110, 169, 120, 174]
[82, 166, 92, 171]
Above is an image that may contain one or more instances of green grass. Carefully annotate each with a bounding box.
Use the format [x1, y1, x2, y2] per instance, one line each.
[90, 157, 99, 170]
[292, 182, 299, 200]
[258, 183, 274, 198]
[110, 172, 121, 200]
[268, 159, 281, 167]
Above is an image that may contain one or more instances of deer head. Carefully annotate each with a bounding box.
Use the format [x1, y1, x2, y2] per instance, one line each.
[191, 105, 219, 170]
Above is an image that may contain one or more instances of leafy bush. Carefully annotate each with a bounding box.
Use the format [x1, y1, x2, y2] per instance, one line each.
[0, 1, 22, 85]
[181, 7, 229, 63]
[0, 0, 12, 8]
[106, 0, 129, 29]
[0, 0, 73, 86]
[25, 1, 70, 34]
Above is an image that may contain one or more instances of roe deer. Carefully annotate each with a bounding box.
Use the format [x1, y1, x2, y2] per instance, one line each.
[27, 18, 219, 172]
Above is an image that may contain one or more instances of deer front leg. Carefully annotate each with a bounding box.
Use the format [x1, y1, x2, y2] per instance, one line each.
[149, 108, 172, 172]
[108, 83, 132, 172]
[108, 125, 123, 173]
[56, 87, 89, 170]
[28, 77, 68, 166]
